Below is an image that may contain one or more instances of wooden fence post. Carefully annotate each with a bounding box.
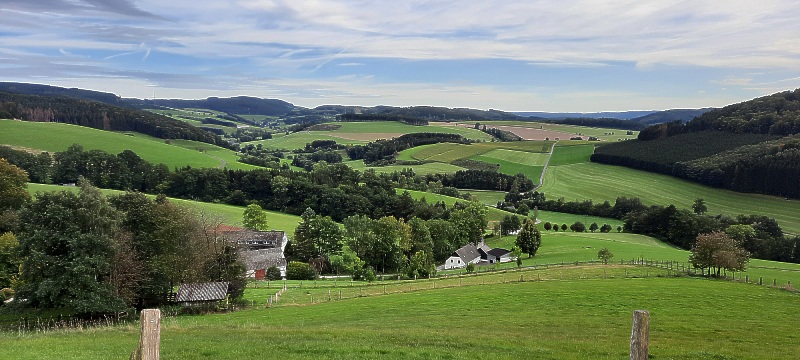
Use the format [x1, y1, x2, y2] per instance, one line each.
[630, 310, 649, 360]
[131, 309, 160, 360]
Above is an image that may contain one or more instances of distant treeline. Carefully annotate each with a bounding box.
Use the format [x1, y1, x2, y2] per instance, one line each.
[0, 92, 228, 147]
[336, 113, 429, 126]
[510, 192, 799, 264]
[347, 133, 470, 165]
[480, 126, 522, 141]
[425, 170, 534, 193]
[539, 117, 645, 131]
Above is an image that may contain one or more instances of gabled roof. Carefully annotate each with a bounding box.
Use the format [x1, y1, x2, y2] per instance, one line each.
[454, 244, 481, 263]
[488, 248, 511, 257]
[240, 248, 287, 271]
[176, 282, 229, 302]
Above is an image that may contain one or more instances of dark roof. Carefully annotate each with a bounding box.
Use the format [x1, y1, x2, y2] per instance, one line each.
[487, 248, 511, 257]
[232, 230, 286, 248]
[240, 248, 286, 271]
[176, 282, 229, 302]
[454, 244, 481, 263]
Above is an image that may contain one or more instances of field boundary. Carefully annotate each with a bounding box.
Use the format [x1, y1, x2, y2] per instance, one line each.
[535, 140, 558, 190]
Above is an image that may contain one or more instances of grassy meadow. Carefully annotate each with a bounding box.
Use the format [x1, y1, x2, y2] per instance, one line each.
[539, 162, 800, 235]
[0, 120, 255, 170]
[3, 273, 800, 359]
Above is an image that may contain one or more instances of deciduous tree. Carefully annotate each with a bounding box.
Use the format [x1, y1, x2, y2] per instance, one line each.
[689, 232, 750, 276]
[515, 219, 541, 258]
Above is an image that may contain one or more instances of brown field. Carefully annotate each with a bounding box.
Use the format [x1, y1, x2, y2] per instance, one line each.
[455, 123, 581, 140]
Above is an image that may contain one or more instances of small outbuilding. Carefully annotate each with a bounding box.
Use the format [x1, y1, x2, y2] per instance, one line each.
[486, 248, 513, 264]
[175, 282, 230, 306]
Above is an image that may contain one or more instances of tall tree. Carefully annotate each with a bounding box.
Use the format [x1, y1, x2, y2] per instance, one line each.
[689, 232, 750, 276]
[0, 158, 30, 212]
[449, 201, 487, 245]
[242, 203, 269, 231]
[16, 180, 125, 314]
[515, 219, 542, 258]
[692, 198, 708, 215]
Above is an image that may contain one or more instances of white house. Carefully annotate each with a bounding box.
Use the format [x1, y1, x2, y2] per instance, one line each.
[218, 226, 289, 278]
[444, 244, 482, 269]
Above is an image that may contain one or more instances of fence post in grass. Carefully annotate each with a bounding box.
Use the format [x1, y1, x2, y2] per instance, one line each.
[745, 275, 748, 283]
[328, 290, 331, 301]
[131, 309, 160, 360]
[630, 310, 649, 360]
[773, 279, 777, 287]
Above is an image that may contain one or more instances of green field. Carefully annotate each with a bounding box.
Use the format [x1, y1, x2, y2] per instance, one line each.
[345, 160, 465, 175]
[0, 120, 255, 170]
[333, 121, 493, 141]
[3, 274, 799, 359]
[471, 149, 546, 180]
[539, 162, 800, 235]
[26, 183, 302, 233]
[247, 132, 366, 150]
[548, 143, 595, 165]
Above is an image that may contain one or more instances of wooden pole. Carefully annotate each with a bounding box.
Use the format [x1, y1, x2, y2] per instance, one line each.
[131, 309, 160, 360]
[630, 310, 650, 360]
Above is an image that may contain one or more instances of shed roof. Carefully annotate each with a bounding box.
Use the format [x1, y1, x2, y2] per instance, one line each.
[488, 248, 511, 257]
[176, 282, 229, 302]
[454, 244, 481, 263]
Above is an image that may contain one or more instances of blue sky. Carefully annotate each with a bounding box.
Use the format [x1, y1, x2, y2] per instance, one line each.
[1, 0, 799, 111]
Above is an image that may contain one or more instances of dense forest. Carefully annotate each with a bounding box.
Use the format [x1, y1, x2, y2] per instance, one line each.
[336, 113, 429, 125]
[536, 117, 645, 131]
[0, 92, 228, 146]
[593, 89, 800, 198]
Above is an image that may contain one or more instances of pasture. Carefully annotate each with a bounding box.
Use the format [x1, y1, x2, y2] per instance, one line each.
[539, 162, 800, 235]
[0, 120, 254, 170]
[3, 274, 799, 359]
[345, 160, 465, 175]
[548, 143, 595, 165]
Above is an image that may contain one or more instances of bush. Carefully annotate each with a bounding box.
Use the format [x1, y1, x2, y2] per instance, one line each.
[465, 263, 476, 273]
[265, 266, 282, 281]
[286, 261, 317, 280]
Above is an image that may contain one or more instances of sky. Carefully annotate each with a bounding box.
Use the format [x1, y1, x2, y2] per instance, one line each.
[1, 1, 799, 112]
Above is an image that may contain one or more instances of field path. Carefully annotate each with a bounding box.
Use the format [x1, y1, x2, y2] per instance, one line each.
[206, 153, 228, 168]
[534, 141, 558, 190]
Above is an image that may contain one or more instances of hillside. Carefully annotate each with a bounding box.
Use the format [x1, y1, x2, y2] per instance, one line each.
[316, 104, 522, 121]
[124, 96, 295, 116]
[0, 91, 225, 146]
[592, 89, 800, 198]
[631, 108, 712, 125]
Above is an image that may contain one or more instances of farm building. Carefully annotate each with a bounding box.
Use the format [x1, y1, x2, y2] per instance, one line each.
[444, 244, 482, 269]
[175, 282, 229, 306]
[219, 227, 288, 278]
[445, 242, 516, 269]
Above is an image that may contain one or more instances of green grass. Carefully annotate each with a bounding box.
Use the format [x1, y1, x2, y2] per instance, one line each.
[548, 143, 595, 165]
[245, 132, 366, 150]
[26, 183, 302, 233]
[399, 189, 513, 222]
[333, 121, 493, 141]
[4, 275, 800, 359]
[539, 162, 800, 235]
[0, 120, 243, 170]
[470, 153, 544, 180]
[460, 189, 507, 205]
[345, 160, 465, 175]
[480, 148, 549, 165]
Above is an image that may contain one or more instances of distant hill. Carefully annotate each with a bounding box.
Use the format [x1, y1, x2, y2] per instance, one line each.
[122, 96, 295, 116]
[514, 110, 655, 120]
[316, 105, 522, 121]
[0, 91, 226, 146]
[0, 82, 123, 104]
[631, 108, 714, 125]
[532, 117, 646, 131]
[593, 88, 800, 199]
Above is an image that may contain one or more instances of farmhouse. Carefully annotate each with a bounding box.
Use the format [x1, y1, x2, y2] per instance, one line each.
[445, 242, 516, 269]
[218, 226, 289, 278]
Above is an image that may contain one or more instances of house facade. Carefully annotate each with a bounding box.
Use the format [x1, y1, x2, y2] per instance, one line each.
[444, 244, 482, 269]
[218, 226, 289, 278]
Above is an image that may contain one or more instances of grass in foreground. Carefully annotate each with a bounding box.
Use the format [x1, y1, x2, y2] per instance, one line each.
[3, 275, 799, 359]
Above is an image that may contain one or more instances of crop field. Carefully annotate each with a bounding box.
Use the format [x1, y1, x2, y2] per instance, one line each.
[539, 162, 800, 235]
[324, 121, 493, 142]
[470, 152, 544, 180]
[0, 120, 247, 170]
[4, 273, 800, 359]
[548, 143, 595, 165]
[26, 184, 302, 233]
[483, 121, 639, 142]
[394, 141, 553, 175]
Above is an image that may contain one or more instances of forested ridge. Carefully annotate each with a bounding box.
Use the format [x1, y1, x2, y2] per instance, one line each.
[0, 92, 227, 146]
[593, 89, 800, 198]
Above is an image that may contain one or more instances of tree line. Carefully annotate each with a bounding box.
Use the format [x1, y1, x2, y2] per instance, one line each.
[336, 113, 429, 126]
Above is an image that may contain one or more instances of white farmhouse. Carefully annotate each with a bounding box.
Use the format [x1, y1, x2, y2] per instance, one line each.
[444, 244, 482, 269]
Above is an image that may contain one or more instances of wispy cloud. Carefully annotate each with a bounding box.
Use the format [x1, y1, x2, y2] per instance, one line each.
[1, 0, 799, 110]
